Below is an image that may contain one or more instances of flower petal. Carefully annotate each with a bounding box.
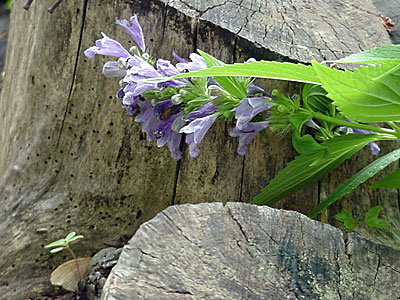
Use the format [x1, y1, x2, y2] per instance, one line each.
[116, 15, 146, 51]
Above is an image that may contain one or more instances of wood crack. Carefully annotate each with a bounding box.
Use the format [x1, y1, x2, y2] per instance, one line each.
[56, 0, 88, 148]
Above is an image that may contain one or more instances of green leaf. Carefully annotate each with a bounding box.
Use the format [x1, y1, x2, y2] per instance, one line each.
[363, 206, 390, 229]
[50, 247, 65, 253]
[333, 45, 400, 64]
[312, 61, 400, 122]
[292, 130, 327, 156]
[65, 232, 76, 242]
[45, 239, 66, 248]
[369, 168, 400, 189]
[334, 208, 359, 232]
[252, 134, 380, 206]
[302, 84, 333, 115]
[173, 60, 321, 84]
[67, 235, 84, 243]
[197, 50, 248, 99]
[309, 148, 400, 218]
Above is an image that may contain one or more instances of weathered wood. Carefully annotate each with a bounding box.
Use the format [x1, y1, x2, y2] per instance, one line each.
[373, 0, 400, 44]
[102, 203, 400, 300]
[0, 0, 397, 298]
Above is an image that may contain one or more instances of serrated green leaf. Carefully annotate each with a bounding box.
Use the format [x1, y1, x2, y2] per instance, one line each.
[333, 45, 400, 64]
[68, 235, 84, 243]
[50, 247, 65, 253]
[65, 232, 76, 242]
[365, 218, 390, 229]
[292, 130, 327, 155]
[334, 208, 353, 222]
[364, 206, 383, 223]
[173, 60, 321, 85]
[334, 209, 359, 232]
[45, 239, 66, 248]
[369, 168, 400, 188]
[197, 50, 248, 99]
[312, 61, 400, 122]
[252, 134, 380, 206]
[310, 148, 400, 218]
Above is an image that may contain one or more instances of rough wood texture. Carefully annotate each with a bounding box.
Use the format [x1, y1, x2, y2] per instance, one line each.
[0, 0, 397, 299]
[102, 203, 400, 300]
[373, 0, 400, 44]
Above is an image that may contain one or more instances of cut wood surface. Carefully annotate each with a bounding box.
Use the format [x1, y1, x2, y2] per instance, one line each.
[0, 0, 397, 298]
[102, 203, 400, 300]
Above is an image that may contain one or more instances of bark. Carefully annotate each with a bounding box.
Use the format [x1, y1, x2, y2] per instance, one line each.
[102, 203, 400, 300]
[0, 0, 397, 299]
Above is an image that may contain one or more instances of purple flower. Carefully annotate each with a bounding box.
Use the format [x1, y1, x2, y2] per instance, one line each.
[84, 32, 131, 59]
[154, 100, 174, 117]
[346, 120, 381, 155]
[116, 15, 146, 52]
[176, 53, 207, 72]
[172, 51, 188, 63]
[121, 92, 139, 115]
[180, 114, 217, 158]
[135, 101, 159, 142]
[102, 61, 127, 78]
[154, 112, 183, 161]
[230, 121, 270, 156]
[122, 56, 160, 96]
[232, 97, 273, 130]
[157, 59, 180, 76]
[184, 103, 217, 121]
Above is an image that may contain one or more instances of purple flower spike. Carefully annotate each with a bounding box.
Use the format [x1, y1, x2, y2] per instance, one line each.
[135, 101, 159, 142]
[176, 53, 207, 72]
[230, 121, 269, 156]
[84, 32, 131, 59]
[233, 97, 273, 130]
[116, 15, 146, 52]
[102, 61, 127, 78]
[180, 114, 217, 158]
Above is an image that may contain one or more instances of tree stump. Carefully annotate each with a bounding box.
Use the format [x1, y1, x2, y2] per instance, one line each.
[102, 203, 400, 300]
[0, 0, 397, 298]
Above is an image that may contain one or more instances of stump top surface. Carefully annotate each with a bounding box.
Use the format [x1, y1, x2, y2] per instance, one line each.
[165, 0, 392, 62]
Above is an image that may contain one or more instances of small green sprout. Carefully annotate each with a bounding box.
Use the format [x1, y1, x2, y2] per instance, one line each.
[45, 232, 84, 278]
[335, 206, 389, 232]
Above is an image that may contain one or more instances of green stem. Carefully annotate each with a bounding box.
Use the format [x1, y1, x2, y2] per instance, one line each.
[66, 244, 81, 279]
[388, 122, 400, 136]
[310, 112, 396, 136]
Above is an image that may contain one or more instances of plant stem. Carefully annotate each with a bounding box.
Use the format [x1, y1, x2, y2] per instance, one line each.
[310, 112, 396, 136]
[23, 0, 34, 10]
[66, 244, 81, 279]
[48, 0, 65, 13]
[388, 122, 400, 136]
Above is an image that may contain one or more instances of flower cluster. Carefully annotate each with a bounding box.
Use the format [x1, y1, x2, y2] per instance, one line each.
[84, 15, 273, 160]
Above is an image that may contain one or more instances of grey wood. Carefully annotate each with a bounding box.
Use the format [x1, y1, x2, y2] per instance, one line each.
[102, 203, 400, 300]
[165, 0, 392, 62]
[0, 0, 398, 299]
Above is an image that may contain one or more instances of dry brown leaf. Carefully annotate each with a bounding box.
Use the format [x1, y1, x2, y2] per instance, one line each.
[50, 257, 91, 292]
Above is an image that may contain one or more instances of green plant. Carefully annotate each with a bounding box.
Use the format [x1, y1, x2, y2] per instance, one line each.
[45, 232, 84, 278]
[5, 0, 12, 9]
[170, 45, 400, 217]
[335, 206, 389, 232]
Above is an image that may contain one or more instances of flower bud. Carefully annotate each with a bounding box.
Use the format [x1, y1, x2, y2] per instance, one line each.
[171, 94, 183, 105]
[129, 45, 140, 56]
